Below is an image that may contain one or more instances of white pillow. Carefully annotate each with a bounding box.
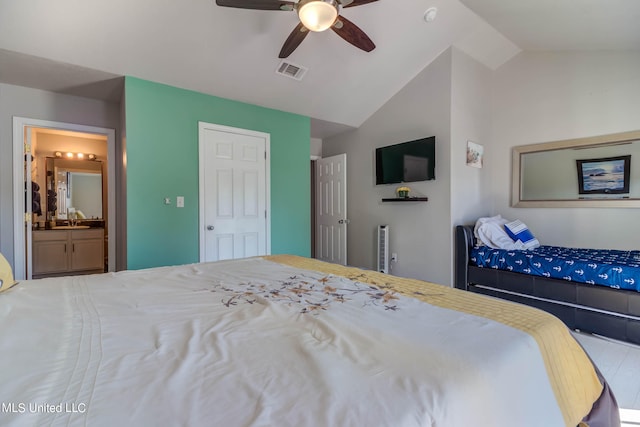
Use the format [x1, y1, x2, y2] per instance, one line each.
[474, 216, 526, 250]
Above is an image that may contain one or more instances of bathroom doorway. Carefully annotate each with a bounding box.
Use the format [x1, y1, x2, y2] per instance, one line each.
[13, 118, 116, 280]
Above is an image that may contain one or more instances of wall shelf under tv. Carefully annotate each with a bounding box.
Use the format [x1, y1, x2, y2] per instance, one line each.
[381, 197, 429, 202]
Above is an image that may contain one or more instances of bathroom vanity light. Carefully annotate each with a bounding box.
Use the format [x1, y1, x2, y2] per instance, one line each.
[54, 151, 97, 160]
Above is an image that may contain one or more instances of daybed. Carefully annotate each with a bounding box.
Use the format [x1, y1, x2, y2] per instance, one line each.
[1, 255, 617, 426]
[456, 224, 640, 346]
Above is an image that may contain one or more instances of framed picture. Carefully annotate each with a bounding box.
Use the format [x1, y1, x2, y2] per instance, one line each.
[466, 141, 483, 168]
[576, 155, 631, 195]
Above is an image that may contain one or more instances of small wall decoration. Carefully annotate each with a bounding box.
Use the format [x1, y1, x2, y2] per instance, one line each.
[466, 141, 484, 168]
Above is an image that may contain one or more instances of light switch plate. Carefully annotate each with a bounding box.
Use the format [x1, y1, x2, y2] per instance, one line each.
[177, 196, 184, 208]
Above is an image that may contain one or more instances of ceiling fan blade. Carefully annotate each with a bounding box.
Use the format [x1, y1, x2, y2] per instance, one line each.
[215, 0, 294, 11]
[342, 0, 378, 8]
[331, 16, 375, 52]
[279, 23, 310, 58]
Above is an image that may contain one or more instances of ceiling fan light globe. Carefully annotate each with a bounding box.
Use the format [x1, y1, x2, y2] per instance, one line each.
[298, 0, 338, 32]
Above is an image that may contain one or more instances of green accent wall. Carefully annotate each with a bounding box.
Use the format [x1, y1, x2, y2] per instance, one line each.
[124, 77, 310, 269]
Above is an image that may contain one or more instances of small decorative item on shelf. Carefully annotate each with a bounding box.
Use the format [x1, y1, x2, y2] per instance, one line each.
[396, 186, 410, 198]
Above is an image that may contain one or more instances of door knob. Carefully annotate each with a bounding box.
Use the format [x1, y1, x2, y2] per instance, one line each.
[207, 225, 215, 230]
[338, 219, 350, 224]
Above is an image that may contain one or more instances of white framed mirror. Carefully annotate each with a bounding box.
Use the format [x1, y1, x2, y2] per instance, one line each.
[512, 129, 640, 208]
[46, 157, 104, 220]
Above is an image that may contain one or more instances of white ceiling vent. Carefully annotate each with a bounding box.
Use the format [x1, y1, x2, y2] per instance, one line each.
[276, 60, 308, 81]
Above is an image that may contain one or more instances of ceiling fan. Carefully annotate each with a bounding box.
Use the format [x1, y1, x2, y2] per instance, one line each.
[215, 0, 377, 58]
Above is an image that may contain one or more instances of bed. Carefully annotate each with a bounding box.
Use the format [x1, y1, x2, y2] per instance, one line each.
[1, 254, 617, 426]
[456, 224, 640, 346]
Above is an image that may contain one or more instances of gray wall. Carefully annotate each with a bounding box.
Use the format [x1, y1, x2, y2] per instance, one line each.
[450, 48, 494, 241]
[321, 47, 500, 286]
[324, 49, 453, 285]
[491, 51, 640, 250]
[0, 83, 120, 268]
[310, 138, 322, 158]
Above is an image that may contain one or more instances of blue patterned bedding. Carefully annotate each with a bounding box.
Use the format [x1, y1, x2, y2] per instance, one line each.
[471, 245, 640, 292]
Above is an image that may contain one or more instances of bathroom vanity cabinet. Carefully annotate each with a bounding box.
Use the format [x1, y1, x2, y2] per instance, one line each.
[33, 228, 104, 278]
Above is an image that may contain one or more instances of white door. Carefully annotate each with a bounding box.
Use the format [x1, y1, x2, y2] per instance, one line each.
[199, 123, 270, 262]
[316, 154, 347, 265]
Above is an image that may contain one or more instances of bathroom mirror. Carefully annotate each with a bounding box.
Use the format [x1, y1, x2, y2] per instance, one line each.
[512, 130, 640, 208]
[46, 157, 104, 219]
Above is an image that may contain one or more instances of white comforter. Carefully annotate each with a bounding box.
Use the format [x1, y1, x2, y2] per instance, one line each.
[0, 257, 566, 426]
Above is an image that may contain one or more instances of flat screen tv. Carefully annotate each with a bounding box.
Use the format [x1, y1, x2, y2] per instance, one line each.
[375, 137, 435, 185]
[576, 155, 631, 195]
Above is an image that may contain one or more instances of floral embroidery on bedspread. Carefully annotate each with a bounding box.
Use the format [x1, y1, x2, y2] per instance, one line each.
[195, 272, 407, 315]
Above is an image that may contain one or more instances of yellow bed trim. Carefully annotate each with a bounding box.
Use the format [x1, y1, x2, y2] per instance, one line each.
[264, 255, 603, 427]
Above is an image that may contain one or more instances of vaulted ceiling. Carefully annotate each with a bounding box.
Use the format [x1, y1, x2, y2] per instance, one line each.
[1, 0, 638, 138]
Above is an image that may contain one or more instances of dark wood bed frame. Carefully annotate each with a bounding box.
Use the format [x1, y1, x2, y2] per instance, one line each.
[455, 225, 640, 345]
